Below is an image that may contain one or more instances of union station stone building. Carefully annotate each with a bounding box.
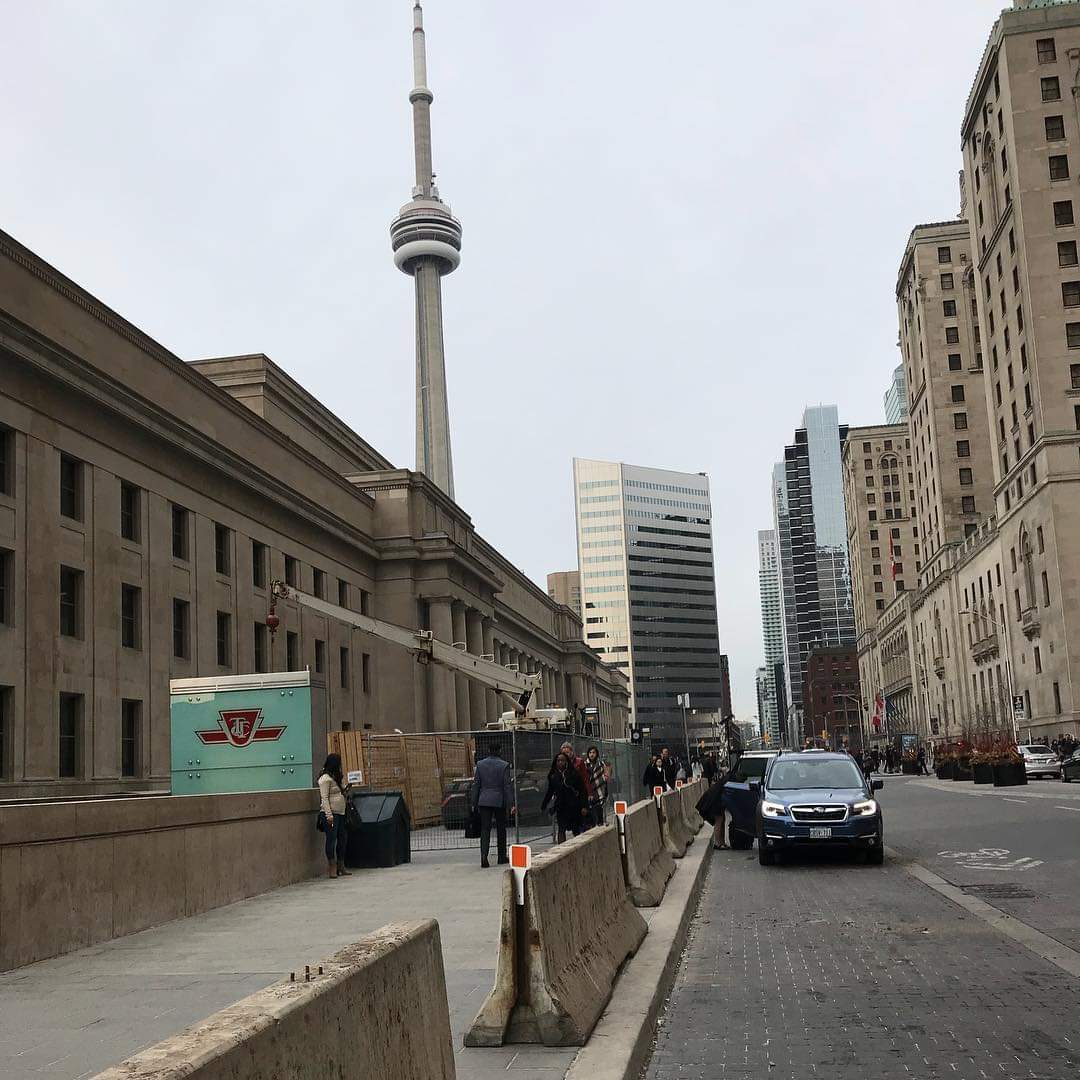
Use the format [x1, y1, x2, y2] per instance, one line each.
[0, 229, 628, 798]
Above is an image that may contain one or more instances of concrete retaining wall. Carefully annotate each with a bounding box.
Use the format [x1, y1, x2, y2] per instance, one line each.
[466, 824, 647, 1047]
[622, 798, 676, 906]
[0, 789, 324, 972]
[659, 788, 693, 858]
[92, 920, 456, 1080]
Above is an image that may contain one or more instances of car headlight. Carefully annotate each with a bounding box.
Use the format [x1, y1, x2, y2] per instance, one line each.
[852, 799, 878, 816]
[761, 800, 786, 818]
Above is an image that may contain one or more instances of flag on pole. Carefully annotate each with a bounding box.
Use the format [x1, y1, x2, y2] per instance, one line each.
[872, 690, 884, 732]
[889, 542, 897, 581]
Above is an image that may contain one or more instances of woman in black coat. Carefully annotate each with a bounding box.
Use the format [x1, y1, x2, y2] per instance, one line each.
[696, 758, 738, 850]
[541, 752, 587, 843]
[642, 755, 664, 796]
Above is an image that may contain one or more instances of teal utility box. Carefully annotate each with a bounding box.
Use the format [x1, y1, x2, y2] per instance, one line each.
[170, 671, 313, 794]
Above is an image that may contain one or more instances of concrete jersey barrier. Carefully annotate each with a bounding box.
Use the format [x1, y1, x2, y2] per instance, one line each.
[621, 797, 676, 906]
[92, 920, 456, 1080]
[681, 779, 705, 830]
[659, 788, 693, 857]
[466, 825, 647, 1047]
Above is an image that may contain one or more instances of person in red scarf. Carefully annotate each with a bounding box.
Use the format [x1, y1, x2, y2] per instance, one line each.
[560, 741, 595, 831]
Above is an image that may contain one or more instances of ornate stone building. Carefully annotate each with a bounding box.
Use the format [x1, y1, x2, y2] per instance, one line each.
[0, 230, 628, 797]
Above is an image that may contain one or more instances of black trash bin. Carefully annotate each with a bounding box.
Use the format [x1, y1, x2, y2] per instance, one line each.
[345, 791, 411, 868]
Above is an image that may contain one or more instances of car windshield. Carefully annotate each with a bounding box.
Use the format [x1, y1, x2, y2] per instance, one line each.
[732, 756, 770, 781]
[767, 758, 866, 791]
[1021, 746, 1050, 755]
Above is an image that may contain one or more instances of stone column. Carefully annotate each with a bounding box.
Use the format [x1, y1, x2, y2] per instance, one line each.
[452, 602, 471, 731]
[571, 673, 587, 712]
[483, 620, 499, 723]
[466, 609, 486, 729]
[429, 598, 456, 732]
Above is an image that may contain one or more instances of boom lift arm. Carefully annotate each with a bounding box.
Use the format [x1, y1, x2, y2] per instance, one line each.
[267, 581, 541, 716]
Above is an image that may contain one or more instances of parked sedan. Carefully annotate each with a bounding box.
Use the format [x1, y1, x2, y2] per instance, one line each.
[1061, 750, 1080, 783]
[1019, 744, 1060, 779]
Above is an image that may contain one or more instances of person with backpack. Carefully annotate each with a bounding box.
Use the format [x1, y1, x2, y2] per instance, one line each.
[317, 752, 352, 879]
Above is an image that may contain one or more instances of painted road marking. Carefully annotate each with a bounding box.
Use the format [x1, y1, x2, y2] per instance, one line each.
[1056, 805, 1080, 812]
[1002, 798, 1029, 804]
[937, 848, 1043, 871]
[894, 851, 1080, 980]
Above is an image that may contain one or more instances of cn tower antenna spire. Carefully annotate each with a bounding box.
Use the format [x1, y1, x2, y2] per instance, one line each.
[391, 0, 462, 499]
[411, 1, 434, 197]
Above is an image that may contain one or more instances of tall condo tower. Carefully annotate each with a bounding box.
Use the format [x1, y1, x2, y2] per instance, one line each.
[390, 2, 462, 499]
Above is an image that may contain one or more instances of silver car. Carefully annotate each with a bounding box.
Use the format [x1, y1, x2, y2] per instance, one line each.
[1019, 744, 1060, 779]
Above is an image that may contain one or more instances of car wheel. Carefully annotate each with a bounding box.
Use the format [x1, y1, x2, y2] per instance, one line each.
[758, 845, 775, 866]
[866, 845, 884, 865]
[1063, 770, 1071, 783]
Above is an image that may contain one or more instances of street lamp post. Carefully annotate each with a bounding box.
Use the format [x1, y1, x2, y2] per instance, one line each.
[957, 608, 1018, 743]
[832, 691, 863, 752]
[676, 693, 692, 767]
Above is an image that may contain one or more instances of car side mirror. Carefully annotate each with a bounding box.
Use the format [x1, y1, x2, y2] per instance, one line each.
[872, 779, 883, 791]
[749, 780, 761, 794]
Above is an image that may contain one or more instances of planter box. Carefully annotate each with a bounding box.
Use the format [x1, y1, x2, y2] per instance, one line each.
[901, 760, 919, 775]
[935, 762, 955, 781]
[993, 762, 1028, 787]
[952, 759, 973, 781]
[972, 762, 994, 785]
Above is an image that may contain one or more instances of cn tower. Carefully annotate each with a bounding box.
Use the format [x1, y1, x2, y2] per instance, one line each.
[390, 1, 462, 500]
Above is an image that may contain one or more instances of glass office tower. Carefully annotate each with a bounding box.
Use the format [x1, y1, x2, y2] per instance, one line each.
[772, 406, 856, 743]
[573, 458, 725, 745]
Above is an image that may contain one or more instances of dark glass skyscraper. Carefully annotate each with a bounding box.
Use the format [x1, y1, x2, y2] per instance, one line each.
[772, 406, 856, 743]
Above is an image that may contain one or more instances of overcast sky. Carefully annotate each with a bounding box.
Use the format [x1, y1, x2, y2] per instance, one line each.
[3, 1, 1008, 718]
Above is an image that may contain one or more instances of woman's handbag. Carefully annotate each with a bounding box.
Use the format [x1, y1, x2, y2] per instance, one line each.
[464, 807, 482, 839]
[344, 799, 362, 832]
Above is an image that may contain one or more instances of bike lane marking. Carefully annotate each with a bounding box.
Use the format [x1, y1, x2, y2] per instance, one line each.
[889, 847, 1080, 980]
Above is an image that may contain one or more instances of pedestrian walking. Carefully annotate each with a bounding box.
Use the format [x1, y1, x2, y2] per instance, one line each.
[659, 746, 679, 790]
[643, 755, 664, 795]
[916, 746, 928, 775]
[585, 745, 609, 826]
[703, 753, 719, 786]
[471, 742, 514, 868]
[317, 753, 351, 880]
[541, 752, 587, 842]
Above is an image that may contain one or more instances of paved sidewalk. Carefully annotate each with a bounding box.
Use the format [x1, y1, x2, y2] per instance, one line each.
[0, 845, 577, 1080]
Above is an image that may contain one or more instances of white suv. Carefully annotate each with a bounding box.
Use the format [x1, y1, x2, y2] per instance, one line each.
[1019, 744, 1060, 779]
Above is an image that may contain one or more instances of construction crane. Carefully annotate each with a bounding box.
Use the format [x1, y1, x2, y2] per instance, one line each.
[267, 581, 570, 730]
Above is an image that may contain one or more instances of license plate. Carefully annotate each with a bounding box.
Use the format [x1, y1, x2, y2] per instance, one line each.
[809, 827, 832, 839]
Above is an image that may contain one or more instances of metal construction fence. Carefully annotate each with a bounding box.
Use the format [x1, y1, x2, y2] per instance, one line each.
[328, 728, 651, 850]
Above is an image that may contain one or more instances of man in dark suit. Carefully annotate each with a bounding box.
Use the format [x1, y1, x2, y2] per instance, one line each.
[471, 743, 514, 868]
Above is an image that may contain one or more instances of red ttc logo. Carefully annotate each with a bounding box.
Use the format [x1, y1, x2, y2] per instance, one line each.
[195, 708, 286, 747]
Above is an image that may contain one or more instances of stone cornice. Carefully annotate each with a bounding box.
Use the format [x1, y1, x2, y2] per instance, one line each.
[192, 354, 394, 473]
[0, 319, 381, 561]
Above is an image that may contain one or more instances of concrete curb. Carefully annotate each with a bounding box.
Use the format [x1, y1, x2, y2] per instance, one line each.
[563, 824, 712, 1080]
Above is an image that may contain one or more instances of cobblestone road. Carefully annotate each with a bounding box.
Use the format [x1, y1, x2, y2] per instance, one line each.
[647, 847, 1080, 1079]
